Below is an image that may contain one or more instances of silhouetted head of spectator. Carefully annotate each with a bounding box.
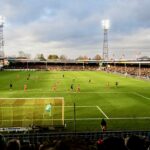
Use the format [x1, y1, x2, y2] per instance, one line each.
[39, 143, 54, 150]
[54, 140, 69, 150]
[54, 138, 89, 150]
[7, 139, 20, 150]
[0, 134, 6, 150]
[97, 138, 104, 150]
[127, 135, 146, 150]
[102, 136, 127, 150]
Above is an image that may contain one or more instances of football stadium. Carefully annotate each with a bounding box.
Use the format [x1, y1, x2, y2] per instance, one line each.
[0, 1, 150, 150]
[0, 67, 150, 132]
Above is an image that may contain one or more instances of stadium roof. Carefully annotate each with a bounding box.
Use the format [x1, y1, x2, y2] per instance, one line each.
[137, 56, 150, 61]
[0, 57, 5, 60]
[6, 58, 150, 65]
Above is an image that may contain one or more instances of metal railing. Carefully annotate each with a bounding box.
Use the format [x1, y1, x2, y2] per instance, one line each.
[2, 131, 150, 143]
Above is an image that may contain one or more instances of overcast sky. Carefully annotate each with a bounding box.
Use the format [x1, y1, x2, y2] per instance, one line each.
[0, 0, 150, 59]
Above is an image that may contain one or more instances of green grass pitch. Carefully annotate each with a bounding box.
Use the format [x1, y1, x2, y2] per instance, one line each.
[0, 71, 150, 131]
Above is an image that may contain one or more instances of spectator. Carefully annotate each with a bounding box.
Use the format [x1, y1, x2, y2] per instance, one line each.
[7, 139, 20, 150]
[0, 134, 6, 150]
[127, 135, 146, 150]
[101, 136, 127, 150]
[101, 119, 107, 132]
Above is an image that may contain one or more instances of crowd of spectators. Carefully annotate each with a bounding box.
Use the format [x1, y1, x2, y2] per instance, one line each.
[3, 61, 150, 78]
[106, 65, 150, 78]
[46, 65, 98, 71]
[1, 133, 150, 150]
[5, 63, 99, 71]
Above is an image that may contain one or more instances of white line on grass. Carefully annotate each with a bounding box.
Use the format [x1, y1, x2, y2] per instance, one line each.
[96, 106, 109, 119]
[109, 117, 150, 120]
[3, 91, 133, 94]
[28, 91, 131, 94]
[133, 92, 150, 100]
[0, 97, 63, 99]
[65, 117, 150, 120]
[64, 106, 96, 107]
[48, 117, 150, 120]
[0, 105, 96, 108]
[3, 117, 150, 121]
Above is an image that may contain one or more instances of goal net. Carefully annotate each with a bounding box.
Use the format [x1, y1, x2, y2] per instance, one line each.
[0, 98, 64, 128]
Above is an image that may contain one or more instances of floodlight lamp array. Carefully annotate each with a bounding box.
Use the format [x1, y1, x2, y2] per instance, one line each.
[0, 16, 5, 25]
[102, 19, 110, 29]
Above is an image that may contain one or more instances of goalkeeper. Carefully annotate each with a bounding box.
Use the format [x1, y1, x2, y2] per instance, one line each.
[45, 103, 52, 117]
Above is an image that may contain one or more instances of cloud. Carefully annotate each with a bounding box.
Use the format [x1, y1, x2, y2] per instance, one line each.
[0, 0, 150, 59]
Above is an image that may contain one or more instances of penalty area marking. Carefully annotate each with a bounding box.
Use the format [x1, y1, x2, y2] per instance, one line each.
[65, 117, 150, 120]
[96, 106, 109, 119]
[0, 105, 97, 108]
[133, 92, 150, 100]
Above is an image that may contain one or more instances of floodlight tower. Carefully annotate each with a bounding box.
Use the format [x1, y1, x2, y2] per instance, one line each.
[102, 19, 110, 60]
[0, 16, 5, 55]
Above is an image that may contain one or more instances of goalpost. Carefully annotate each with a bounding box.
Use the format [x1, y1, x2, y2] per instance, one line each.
[0, 97, 64, 128]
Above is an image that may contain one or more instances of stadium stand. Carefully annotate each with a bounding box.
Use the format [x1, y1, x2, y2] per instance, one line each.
[1, 132, 150, 150]
[106, 65, 150, 78]
[4, 60, 100, 71]
[3, 59, 150, 78]
[102, 61, 150, 78]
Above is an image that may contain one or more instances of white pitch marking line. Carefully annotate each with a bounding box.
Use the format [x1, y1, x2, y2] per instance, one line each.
[55, 105, 97, 108]
[3, 91, 133, 94]
[66, 117, 150, 120]
[96, 106, 109, 119]
[0, 97, 63, 99]
[0, 105, 96, 108]
[109, 117, 150, 120]
[133, 92, 150, 100]
[3, 117, 149, 121]
[31, 91, 130, 93]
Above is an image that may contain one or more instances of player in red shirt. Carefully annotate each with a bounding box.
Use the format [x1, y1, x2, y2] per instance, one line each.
[24, 84, 27, 91]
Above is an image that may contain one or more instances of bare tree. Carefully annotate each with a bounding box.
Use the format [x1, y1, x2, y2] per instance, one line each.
[48, 54, 59, 60]
[18, 51, 30, 59]
[35, 53, 46, 61]
[76, 55, 89, 60]
[60, 55, 67, 61]
[93, 54, 102, 60]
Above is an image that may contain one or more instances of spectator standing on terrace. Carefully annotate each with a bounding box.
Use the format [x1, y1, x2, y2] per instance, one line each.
[101, 119, 107, 132]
